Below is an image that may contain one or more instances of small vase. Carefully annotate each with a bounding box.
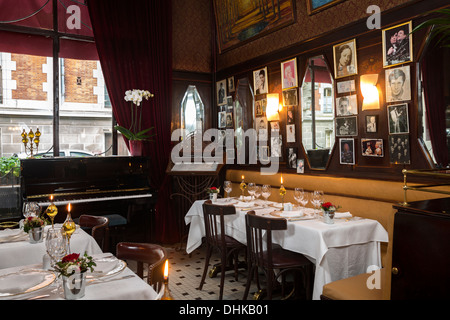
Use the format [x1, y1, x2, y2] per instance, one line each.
[28, 227, 44, 243]
[209, 193, 217, 202]
[323, 210, 335, 224]
[129, 140, 143, 156]
[62, 272, 86, 300]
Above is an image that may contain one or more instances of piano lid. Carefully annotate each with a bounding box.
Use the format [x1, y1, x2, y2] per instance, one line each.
[20, 156, 152, 200]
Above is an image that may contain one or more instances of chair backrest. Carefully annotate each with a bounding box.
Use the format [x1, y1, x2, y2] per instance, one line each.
[78, 215, 109, 252]
[245, 211, 287, 269]
[116, 242, 167, 292]
[202, 200, 237, 248]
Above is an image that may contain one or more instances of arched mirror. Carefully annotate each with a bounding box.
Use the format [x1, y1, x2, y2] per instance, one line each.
[180, 85, 204, 138]
[301, 55, 335, 169]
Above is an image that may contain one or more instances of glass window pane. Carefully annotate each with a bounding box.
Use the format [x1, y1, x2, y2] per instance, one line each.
[180, 85, 204, 137]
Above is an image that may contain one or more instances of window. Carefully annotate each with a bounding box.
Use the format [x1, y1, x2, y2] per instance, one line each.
[180, 85, 204, 138]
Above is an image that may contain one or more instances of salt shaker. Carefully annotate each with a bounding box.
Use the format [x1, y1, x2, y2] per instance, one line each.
[42, 253, 51, 270]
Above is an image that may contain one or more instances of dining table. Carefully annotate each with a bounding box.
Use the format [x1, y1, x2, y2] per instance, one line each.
[0, 223, 103, 269]
[185, 198, 389, 300]
[0, 252, 159, 300]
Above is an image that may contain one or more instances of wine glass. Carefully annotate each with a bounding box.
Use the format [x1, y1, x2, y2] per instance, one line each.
[23, 202, 40, 219]
[294, 188, 304, 209]
[247, 183, 256, 200]
[312, 190, 324, 218]
[254, 185, 262, 201]
[46, 228, 67, 266]
[223, 181, 232, 201]
[261, 184, 271, 206]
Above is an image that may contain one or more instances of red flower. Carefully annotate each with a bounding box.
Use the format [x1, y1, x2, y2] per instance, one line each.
[62, 253, 80, 263]
[210, 187, 217, 190]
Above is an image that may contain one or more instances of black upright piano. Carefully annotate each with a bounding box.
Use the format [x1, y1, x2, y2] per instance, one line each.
[20, 156, 157, 243]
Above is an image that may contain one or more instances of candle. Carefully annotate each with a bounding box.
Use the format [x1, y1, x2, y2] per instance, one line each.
[50, 194, 53, 201]
[68, 203, 71, 213]
[242, 175, 244, 180]
[281, 175, 283, 184]
[164, 259, 169, 280]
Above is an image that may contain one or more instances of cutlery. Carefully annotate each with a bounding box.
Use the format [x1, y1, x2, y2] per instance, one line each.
[87, 274, 134, 285]
[27, 294, 50, 300]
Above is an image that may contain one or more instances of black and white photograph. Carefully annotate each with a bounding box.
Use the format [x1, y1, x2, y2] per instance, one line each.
[256, 116, 268, 141]
[216, 79, 227, 105]
[297, 159, 305, 174]
[387, 103, 409, 134]
[271, 135, 282, 157]
[226, 112, 233, 128]
[333, 39, 358, 79]
[259, 146, 270, 162]
[228, 76, 235, 92]
[385, 66, 411, 102]
[287, 106, 295, 124]
[339, 138, 355, 165]
[337, 80, 356, 94]
[365, 115, 378, 133]
[361, 138, 383, 157]
[382, 21, 413, 68]
[286, 124, 295, 143]
[389, 134, 410, 164]
[286, 147, 298, 169]
[336, 116, 358, 136]
[255, 99, 266, 116]
[270, 121, 280, 132]
[218, 111, 226, 128]
[336, 94, 358, 116]
[282, 88, 298, 106]
[253, 67, 268, 95]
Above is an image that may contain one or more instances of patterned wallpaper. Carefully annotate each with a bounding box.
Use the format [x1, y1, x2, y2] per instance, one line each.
[172, 0, 213, 74]
[217, 0, 412, 71]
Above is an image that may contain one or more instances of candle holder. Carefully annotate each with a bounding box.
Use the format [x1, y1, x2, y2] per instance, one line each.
[21, 128, 41, 158]
[62, 204, 76, 254]
[45, 195, 58, 229]
[239, 178, 247, 200]
[279, 184, 286, 209]
[161, 260, 174, 300]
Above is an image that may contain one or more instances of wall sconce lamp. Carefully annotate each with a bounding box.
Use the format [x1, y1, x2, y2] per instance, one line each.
[266, 93, 280, 121]
[360, 74, 380, 110]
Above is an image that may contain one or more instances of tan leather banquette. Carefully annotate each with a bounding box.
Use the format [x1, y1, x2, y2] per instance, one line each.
[225, 168, 449, 299]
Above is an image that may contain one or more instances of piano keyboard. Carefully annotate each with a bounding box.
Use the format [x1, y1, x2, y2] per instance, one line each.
[37, 193, 153, 207]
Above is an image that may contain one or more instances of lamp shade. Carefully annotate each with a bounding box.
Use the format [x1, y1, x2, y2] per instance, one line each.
[361, 74, 380, 110]
[266, 93, 280, 121]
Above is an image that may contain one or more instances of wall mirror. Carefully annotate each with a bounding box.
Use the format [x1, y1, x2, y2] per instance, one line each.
[180, 85, 204, 139]
[301, 55, 335, 169]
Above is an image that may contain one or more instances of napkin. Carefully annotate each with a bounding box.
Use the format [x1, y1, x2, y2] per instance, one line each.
[0, 273, 44, 294]
[235, 201, 255, 208]
[239, 196, 253, 201]
[93, 257, 120, 275]
[334, 212, 353, 219]
[269, 202, 283, 209]
[279, 210, 304, 218]
[0, 229, 27, 243]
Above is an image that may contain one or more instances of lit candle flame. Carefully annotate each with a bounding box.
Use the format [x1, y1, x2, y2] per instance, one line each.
[164, 259, 169, 280]
[50, 194, 53, 201]
[281, 175, 283, 184]
[242, 175, 244, 180]
[68, 203, 71, 213]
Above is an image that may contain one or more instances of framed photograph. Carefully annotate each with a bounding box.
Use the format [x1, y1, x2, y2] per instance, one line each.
[228, 76, 235, 92]
[253, 67, 268, 95]
[336, 116, 358, 136]
[270, 121, 280, 132]
[218, 111, 226, 128]
[336, 80, 356, 94]
[336, 94, 358, 116]
[365, 115, 378, 133]
[282, 88, 298, 106]
[385, 66, 411, 102]
[259, 146, 270, 162]
[361, 138, 384, 157]
[286, 147, 298, 169]
[389, 134, 410, 164]
[287, 106, 295, 124]
[286, 124, 296, 143]
[382, 21, 413, 68]
[256, 116, 268, 141]
[216, 79, 227, 105]
[226, 112, 234, 128]
[255, 99, 264, 116]
[281, 58, 298, 89]
[387, 103, 409, 134]
[339, 138, 355, 165]
[297, 159, 305, 173]
[271, 135, 282, 158]
[333, 39, 358, 79]
[307, 0, 346, 15]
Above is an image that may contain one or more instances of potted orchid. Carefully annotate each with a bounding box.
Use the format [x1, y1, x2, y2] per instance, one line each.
[54, 252, 96, 300]
[114, 89, 156, 155]
[206, 187, 220, 202]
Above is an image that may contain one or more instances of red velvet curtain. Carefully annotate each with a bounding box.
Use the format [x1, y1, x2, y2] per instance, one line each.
[422, 38, 448, 167]
[87, 0, 179, 243]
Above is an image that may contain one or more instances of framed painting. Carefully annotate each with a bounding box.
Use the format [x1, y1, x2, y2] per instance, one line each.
[333, 39, 358, 79]
[213, 0, 295, 53]
[307, 0, 346, 15]
[382, 21, 413, 68]
[281, 58, 298, 89]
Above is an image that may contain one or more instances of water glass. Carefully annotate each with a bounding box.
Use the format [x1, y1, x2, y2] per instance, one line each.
[261, 184, 271, 205]
[294, 188, 304, 209]
[247, 183, 256, 200]
[254, 185, 262, 200]
[46, 228, 67, 266]
[223, 181, 232, 201]
[23, 202, 40, 219]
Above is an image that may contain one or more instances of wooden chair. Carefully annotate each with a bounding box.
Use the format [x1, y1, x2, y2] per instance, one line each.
[243, 211, 313, 300]
[78, 215, 109, 252]
[199, 200, 247, 300]
[116, 242, 167, 292]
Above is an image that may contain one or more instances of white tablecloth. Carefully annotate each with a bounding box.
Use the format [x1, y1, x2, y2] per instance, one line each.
[0, 253, 158, 300]
[0, 224, 103, 269]
[185, 199, 389, 300]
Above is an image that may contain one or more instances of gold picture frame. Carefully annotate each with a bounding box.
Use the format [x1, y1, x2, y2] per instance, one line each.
[281, 58, 298, 90]
[333, 39, 358, 79]
[307, 0, 346, 15]
[382, 21, 413, 68]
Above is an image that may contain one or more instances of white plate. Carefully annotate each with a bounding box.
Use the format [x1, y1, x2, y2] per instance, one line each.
[0, 270, 56, 297]
[90, 257, 127, 278]
[0, 229, 24, 240]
